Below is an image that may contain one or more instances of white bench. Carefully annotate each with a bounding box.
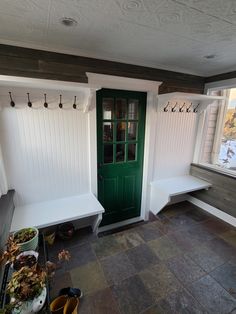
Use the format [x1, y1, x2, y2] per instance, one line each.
[150, 175, 211, 215]
[10, 193, 105, 234]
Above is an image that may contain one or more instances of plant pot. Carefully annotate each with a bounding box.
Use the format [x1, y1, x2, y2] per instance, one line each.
[57, 223, 75, 240]
[14, 227, 39, 252]
[12, 287, 47, 314]
[13, 250, 39, 271]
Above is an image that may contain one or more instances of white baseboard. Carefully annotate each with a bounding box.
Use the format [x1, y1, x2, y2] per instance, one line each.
[98, 216, 143, 233]
[188, 196, 236, 228]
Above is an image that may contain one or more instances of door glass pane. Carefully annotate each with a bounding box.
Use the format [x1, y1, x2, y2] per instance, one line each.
[103, 98, 114, 119]
[104, 144, 113, 164]
[128, 122, 137, 140]
[117, 122, 126, 141]
[116, 98, 127, 119]
[128, 99, 138, 120]
[116, 144, 125, 162]
[103, 122, 113, 142]
[128, 143, 136, 161]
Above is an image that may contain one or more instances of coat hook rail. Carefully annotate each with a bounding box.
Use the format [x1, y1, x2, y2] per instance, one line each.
[179, 102, 185, 112]
[193, 103, 200, 113]
[186, 102, 192, 113]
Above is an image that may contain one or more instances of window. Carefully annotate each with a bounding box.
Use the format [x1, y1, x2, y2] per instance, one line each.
[198, 88, 236, 174]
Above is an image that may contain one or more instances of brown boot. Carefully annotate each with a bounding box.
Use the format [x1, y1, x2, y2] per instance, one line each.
[50, 295, 68, 314]
[63, 297, 79, 314]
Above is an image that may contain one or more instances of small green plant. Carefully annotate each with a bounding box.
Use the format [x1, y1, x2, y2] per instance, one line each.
[14, 228, 37, 244]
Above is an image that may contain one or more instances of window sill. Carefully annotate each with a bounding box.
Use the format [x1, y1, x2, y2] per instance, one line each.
[191, 163, 236, 179]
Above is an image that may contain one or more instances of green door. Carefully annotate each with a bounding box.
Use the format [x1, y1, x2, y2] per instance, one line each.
[97, 89, 147, 226]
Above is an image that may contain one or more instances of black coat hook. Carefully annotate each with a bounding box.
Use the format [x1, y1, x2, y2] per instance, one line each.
[27, 93, 32, 107]
[171, 102, 178, 112]
[44, 94, 48, 108]
[59, 95, 63, 109]
[9, 92, 15, 107]
[164, 102, 170, 112]
[73, 96, 77, 109]
[193, 103, 200, 113]
[179, 102, 185, 112]
[186, 103, 192, 113]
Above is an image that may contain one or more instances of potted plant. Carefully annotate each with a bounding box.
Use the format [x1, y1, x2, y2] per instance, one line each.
[13, 228, 39, 252]
[7, 265, 47, 314]
[13, 251, 39, 271]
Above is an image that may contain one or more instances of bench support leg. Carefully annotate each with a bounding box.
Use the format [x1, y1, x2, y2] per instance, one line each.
[92, 213, 103, 235]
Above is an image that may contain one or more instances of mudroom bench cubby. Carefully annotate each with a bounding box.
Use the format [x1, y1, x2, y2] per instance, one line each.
[150, 175, 212, 215]
[10, 193, 105, 234]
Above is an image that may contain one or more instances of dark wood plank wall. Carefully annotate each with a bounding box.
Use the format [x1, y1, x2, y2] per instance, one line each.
[0, 44, 205, 94]
[206, 71, 236, 83]
[190, 164, 236, 218]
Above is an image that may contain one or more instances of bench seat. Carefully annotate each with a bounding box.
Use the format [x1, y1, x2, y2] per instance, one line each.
[11, 193, 105, 234]
[150, 175, 211, 215]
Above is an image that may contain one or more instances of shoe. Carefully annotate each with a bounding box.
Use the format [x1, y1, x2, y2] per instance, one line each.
[63, 297, 79, 314]
[50, 295, 68, 314]
[59, 287, 83, 299]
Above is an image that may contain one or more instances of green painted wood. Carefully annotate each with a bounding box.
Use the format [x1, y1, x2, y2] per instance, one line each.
[97, 89, 146, 225]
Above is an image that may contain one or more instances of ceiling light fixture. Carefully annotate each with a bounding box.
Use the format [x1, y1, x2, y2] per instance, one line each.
[204, 54, 216, 59]
[60, 17, 78, 27]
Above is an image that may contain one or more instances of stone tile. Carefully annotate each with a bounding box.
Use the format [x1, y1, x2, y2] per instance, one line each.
[219, 230, 236, 248]
[150, 217, 177, 235]
[157, 288, 207, 314]
[92, 235, 123, 259]
[114, 230, 144, 250]
[140, 263, 182, 301]
[136, 222, 163, 242]
[168, 212, 199, 230]
[50, 271, 72, 300]
[205, 237, 236, 262]
[79, 288, 120, 314]
[167, 229, 201, 253]
[166, 255, 206, 285]
[100, 252, 136, 285]
[112, 274, 154, 314]
[210, 262, 236, 299]
[148, 235, 182, 261]
[161, 202, 191, 218]
[202, 219, 231, 235]
[126, 243, 160, 272]
[184, 223, 215, 243]
[142, 304, 163, 314]
[184, 208, 211, 223]
[187, 275, 236, 314]
[65, 242, 97, 270]
[70, 261, 107, 295]
[188, 244, 225, 272]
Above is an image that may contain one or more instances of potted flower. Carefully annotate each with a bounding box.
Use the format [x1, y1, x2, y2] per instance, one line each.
[13, 228, 39, 252]
[7, 265, 47, 314]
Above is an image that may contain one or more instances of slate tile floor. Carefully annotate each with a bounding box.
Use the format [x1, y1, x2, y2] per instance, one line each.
[49, 201, 236, 313]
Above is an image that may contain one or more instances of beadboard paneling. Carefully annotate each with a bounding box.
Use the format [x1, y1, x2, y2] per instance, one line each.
[0, 107, 90, 206]
[153, 112, 198, 180]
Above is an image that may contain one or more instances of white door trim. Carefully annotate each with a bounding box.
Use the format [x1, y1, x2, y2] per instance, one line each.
[86, 72, 162, 223]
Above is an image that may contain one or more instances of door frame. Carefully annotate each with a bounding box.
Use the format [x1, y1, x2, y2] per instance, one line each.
[87, 73, 162, 231]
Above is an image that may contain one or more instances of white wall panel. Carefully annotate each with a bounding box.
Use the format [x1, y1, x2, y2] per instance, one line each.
[153, 112, 197, 180]
[0, 107, 90, 206]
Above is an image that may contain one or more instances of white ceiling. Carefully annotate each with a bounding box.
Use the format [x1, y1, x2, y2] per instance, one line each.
[1, 0, 236, 76]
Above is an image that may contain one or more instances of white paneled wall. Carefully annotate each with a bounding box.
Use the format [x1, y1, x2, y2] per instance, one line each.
[153, 112, 198, 180]
[0, 107, 90, 206]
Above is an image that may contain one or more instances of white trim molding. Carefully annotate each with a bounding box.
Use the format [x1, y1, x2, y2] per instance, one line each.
[188, 196, 236, 227]
[86, 73, 162, 93]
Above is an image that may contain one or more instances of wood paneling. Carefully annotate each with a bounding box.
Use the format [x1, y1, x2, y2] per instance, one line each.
[0, 106, 90, 206]
[206, 71, 236, 83]
[190, 164, 236, 218]
[153, 112, 197, 180]
[0, 44, 205, 94]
